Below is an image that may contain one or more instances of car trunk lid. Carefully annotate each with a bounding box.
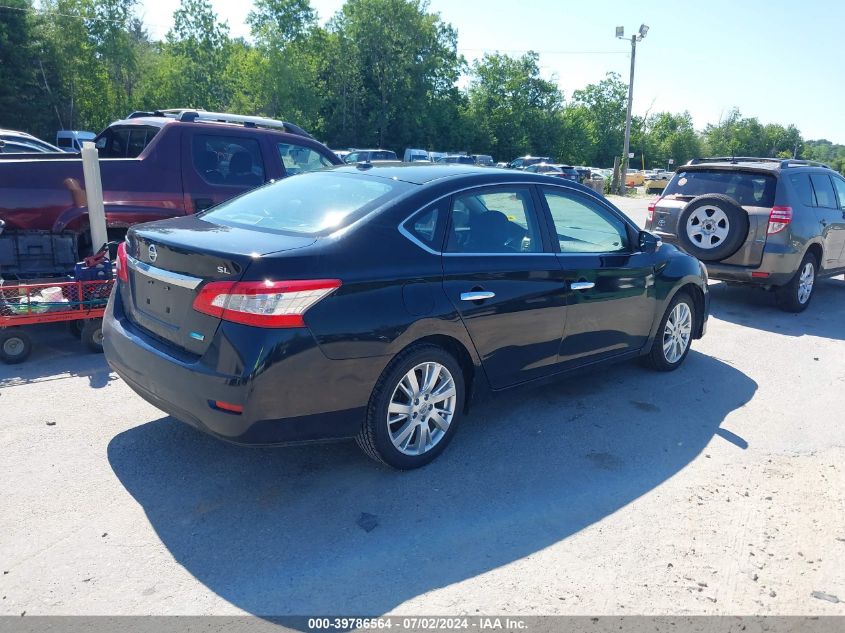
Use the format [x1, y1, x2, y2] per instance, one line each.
[122, 215, 315, 354]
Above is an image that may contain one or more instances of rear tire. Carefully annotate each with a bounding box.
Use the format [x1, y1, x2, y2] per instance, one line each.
[80, 319, 105, 353]
[356, 344, 465, 470]
[776, 251, 817, 313]
[0, 329, 32, 364]
[68, 320, 84, 339]
[642, 291, 695, 372]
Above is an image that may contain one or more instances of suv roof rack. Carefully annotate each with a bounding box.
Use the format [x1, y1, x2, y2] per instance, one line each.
[160, 109, 313, 139]
[687, 157, 782, 166]
[687, 156, 832, 170]
[779, 158, 832, 169]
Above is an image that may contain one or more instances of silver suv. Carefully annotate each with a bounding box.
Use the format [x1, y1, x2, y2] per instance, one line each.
[644, 157, 845, 312]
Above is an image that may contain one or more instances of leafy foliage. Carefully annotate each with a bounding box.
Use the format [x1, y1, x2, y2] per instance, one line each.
[0, 0, 841, 175]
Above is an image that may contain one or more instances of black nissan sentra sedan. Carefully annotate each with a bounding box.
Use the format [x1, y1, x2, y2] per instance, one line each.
[104, 164, 709, 469]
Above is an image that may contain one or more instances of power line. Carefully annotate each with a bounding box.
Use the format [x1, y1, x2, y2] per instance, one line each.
[0, 3, 164, 28]
[459, 48, 628, 55]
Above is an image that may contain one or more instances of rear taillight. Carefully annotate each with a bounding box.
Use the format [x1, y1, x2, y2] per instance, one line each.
[116, 242, 129, 282]
[192, 279, 342, 328]
[767, 206, 792, 234]
[647, 197, 661, 223]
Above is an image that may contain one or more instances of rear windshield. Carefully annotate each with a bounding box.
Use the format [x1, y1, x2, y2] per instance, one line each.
[201, 171, 407, 236]
[94, 125, 160, 158]
[664, 169, 776, 207]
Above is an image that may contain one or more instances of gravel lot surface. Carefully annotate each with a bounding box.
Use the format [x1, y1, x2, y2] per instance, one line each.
[1, 197, 843, 616]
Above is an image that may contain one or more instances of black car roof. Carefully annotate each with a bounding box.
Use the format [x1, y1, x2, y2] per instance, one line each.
[331, 163, 509, 185]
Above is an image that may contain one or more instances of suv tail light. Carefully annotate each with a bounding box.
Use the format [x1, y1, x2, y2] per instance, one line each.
[193, 279, 342, 328]
[647, 197, 661, 223]
[116, 242, 129, 282]
[767, 206, 792, 235]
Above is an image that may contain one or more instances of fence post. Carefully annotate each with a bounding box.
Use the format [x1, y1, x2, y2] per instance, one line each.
[81, 141, 108, 253]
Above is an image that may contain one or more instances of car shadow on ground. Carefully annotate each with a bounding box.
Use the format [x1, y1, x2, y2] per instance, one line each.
[107, 350, 756, 617]
[708, 276, 845, 340]
[0, 324, 115, 389]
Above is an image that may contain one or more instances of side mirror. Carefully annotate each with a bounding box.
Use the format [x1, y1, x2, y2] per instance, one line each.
[639, 230, 660, 254]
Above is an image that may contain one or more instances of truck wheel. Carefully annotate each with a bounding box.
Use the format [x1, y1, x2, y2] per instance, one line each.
[68, 320, 84, 339]
[0, 329, 32, 364]
[678, 194, 748, 262]
[81, 319, 105, 353]
[776, 252, 817, 313]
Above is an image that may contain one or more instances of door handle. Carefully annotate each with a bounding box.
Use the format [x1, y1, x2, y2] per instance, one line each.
[570, 281, 595, 291]
[460, 291, 495, 301]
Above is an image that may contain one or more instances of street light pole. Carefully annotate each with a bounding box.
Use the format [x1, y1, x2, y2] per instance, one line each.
[616, 24, 649, 195]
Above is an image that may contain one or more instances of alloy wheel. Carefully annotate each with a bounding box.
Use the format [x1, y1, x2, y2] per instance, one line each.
[662, 302, 692, 364]
[387, 362, 457, 456]
[797, 262, 815, 304]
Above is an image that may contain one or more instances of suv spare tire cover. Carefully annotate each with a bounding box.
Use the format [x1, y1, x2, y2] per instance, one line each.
[677, 194, 749, 262]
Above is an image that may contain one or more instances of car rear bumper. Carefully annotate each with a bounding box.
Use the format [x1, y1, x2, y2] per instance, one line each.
[103, 290, 384, 445]
[704, 245, 801, 287]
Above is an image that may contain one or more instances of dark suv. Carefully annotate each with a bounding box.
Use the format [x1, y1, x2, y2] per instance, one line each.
[645, 158, 845, 312]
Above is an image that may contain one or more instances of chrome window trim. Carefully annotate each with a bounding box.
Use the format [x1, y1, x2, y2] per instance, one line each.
[127, 254, 203, 289]
[398, 180, 569, 257]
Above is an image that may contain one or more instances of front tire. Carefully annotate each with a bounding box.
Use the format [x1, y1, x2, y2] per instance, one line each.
[0, 329, 33, 364]
[776, 252, 817, 313]
[643, 291, 695, 371]
[356, 344, 465, 469]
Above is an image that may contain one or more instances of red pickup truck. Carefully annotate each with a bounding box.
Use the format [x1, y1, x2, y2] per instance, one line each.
[0, 110, 341, 279]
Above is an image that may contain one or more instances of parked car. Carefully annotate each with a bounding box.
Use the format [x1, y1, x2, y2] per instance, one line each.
[508, 156, 551, 170]
[525, 163, 580, 182]
[56, 130, 96, 152]
[472, 154, 494, 167]
[344, 149, 398, 163]
[332, 149, 351, 162]
[403, 148, 431, 162]
[103, 164, 709, 469]
[0, 110, 341, 279]
[574, 167, 592, 183]
[495, 162, 509, 168]
[625, 169, 645, 187]
[645, 157, 845, 312]
[0, 129, 62, 153]
[0, 139, 60, 153]
[436, 154, 476, 165]
[645, 171, 672, 194]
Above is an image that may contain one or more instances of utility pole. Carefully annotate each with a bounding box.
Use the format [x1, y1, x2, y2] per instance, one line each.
[616, 24, 649, 195]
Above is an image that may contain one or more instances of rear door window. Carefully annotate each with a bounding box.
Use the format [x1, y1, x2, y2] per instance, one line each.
[831, 176, 845, 210]
[95, 126, 160, 158]
[664, 170, 776, 207]
[192, 135, 265, 187]
[446, 188, 543, 254]
[277, 142, 334, 176]
[787, 173, 817, 207]
[810, 174, 838, 209]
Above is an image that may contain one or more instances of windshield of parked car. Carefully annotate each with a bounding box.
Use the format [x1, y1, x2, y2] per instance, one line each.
[663, 169, 777, 207]
[201, 171, 407, 236]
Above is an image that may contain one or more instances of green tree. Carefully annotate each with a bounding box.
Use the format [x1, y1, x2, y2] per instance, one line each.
[0, 1, 55, 136]
[465, 52, 562, 161]
[323, 0, 463, 151]
[642, 111, 701, 168]
[570, 72, 628, 167]
[162, 0, 231, 109]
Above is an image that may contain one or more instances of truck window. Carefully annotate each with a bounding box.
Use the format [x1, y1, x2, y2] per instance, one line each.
[277, 142, 334, 176]
[95, 126, 160, 158]
[57, 137, 74, 149]
[192, 134, 265, 186]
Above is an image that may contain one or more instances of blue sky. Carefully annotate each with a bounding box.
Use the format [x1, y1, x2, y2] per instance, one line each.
[139, 0, 845, 143]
